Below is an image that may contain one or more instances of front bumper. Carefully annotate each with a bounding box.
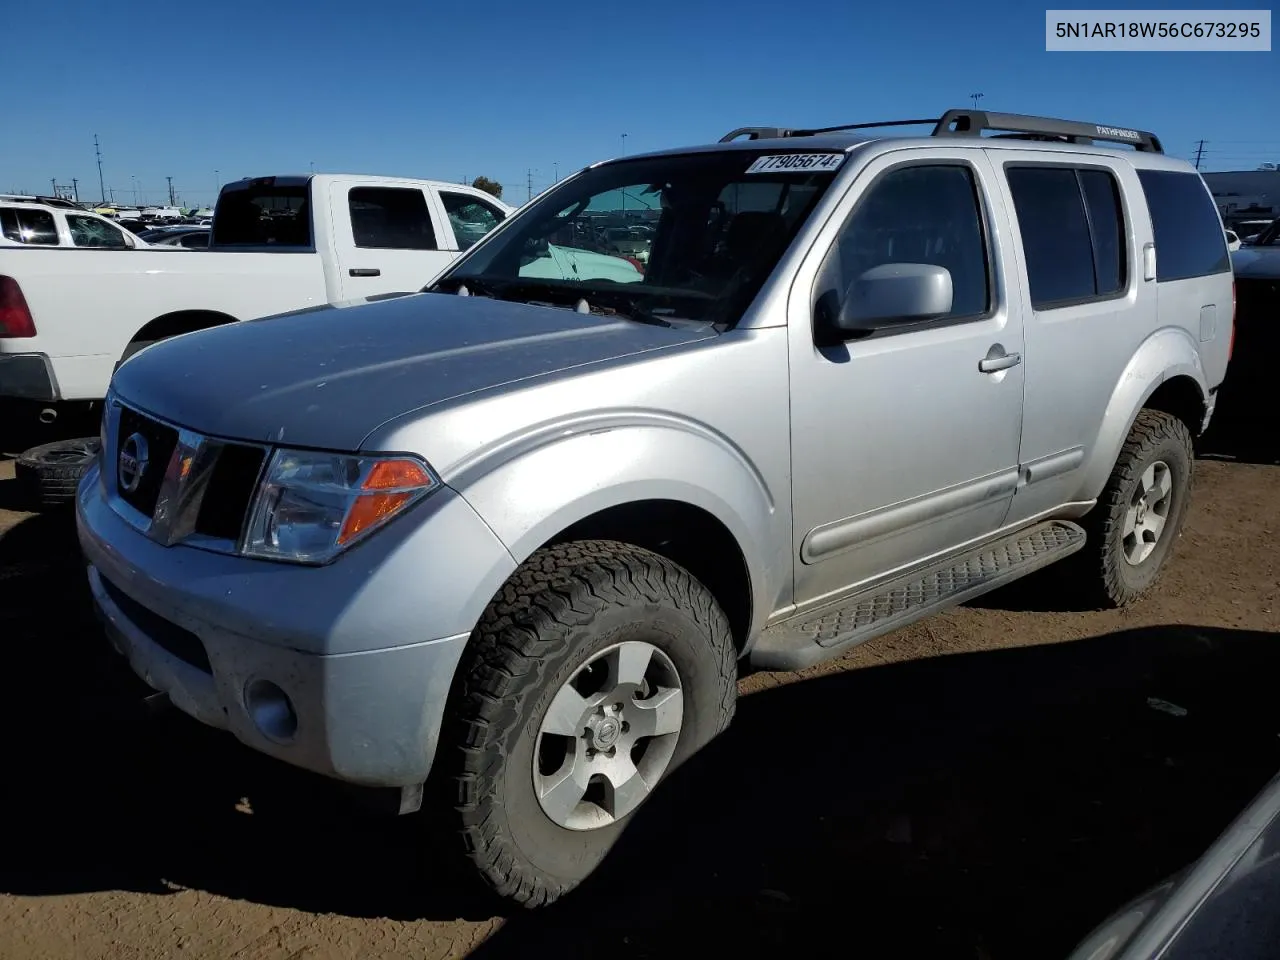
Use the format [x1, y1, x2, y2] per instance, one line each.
[75, 460, 518, 788]
[0, 353, 59, 401]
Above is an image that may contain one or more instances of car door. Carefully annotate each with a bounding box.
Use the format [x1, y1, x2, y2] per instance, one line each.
[330, 181, 455, 299]
[787, 148, 1026, 608]
[987, 150, 1150, 525]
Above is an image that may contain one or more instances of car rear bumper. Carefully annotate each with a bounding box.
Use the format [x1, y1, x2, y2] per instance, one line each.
[0, 352, 59, 401]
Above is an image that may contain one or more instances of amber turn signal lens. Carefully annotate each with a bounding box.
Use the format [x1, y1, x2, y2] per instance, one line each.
[336, 458, 435, 546]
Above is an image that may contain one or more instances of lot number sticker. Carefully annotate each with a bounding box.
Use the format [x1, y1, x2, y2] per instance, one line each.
[745, 153, 846, 174]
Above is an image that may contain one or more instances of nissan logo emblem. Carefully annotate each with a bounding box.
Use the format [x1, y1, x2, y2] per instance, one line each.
[118, 432, 150, 494]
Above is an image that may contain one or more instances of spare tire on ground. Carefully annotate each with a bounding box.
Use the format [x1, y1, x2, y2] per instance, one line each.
[16, 437, 102, 509]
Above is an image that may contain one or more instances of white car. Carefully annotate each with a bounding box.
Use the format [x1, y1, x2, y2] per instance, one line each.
[1, 199, 150, 250]
[0, 174, 512, 435]
[1225, 229, 1242, 252]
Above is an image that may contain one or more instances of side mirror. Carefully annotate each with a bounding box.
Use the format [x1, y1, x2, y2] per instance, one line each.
[832, 263, 954, 336]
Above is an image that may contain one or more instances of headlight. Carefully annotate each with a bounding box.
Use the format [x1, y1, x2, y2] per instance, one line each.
[243, 448, 439, 563]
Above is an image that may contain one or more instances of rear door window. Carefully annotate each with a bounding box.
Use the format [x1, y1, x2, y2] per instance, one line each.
[1136, 170, 1231, 281]
[0, 207, 60, 245]
[1005, 164, 1129, 308]
[348, 187, 437, 250]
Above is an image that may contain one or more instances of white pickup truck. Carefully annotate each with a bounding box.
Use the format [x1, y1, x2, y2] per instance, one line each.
[0, 174, 512, 436]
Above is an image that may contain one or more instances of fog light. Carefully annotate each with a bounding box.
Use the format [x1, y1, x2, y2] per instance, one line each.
[245, 679, 298, 742]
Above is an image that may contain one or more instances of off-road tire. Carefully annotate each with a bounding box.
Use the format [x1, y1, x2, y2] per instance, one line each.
[15, 437, 102, 509]
[1081, 410, 1194, 608]
[440, 539, 738, 907]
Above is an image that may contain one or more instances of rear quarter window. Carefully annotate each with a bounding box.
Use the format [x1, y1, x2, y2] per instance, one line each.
[1136, 170, 1230, 282]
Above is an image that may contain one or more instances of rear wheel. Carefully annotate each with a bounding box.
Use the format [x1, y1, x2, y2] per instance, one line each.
[1082, 410, 1194, 607]
[439, 539, 737, 907]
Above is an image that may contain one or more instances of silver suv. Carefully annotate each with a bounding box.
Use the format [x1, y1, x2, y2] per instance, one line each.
[76, 109, 1234, 906]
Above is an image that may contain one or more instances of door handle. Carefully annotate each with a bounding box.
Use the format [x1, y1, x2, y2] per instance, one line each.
[979, 351, 1021, 373]
[349, 268, 381, 277]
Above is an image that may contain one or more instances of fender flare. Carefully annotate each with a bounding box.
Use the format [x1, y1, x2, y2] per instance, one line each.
[445, 413, 784, 638]
[1078, 326, 1208, 499]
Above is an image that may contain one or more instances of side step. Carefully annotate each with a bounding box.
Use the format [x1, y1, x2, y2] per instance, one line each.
[750, 520, 1086, 671]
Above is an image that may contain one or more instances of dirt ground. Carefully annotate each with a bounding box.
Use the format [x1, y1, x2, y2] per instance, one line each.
[0, 409, 1277, 960]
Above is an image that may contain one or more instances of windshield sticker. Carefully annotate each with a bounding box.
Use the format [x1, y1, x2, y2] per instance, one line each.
[744, 153, 846, 174]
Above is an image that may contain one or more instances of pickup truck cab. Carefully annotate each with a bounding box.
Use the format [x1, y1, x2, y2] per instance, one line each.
[0, 174, 512, 440]
[77, 108, 1233, 909]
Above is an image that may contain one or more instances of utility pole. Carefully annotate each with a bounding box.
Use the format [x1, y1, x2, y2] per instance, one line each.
[72, 178, 79, 202]
[51, 178, 57, 197]
[527, 168, 533, 203]
[553, 162, 559, 183]
[94, 133, 106, 204]
[1193, 140, 1206, 170]
[167, 176, 175, 206]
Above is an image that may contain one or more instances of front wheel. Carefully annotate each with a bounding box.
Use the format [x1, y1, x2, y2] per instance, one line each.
[1083, 409, 1195, 607]
[439, 540, 738, 907]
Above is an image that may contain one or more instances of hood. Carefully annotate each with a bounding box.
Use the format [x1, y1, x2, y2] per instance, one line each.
[111, 291, 716, 450]
[1231, 246, 1280, 280]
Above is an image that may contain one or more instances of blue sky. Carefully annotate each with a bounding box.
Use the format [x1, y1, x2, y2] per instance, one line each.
[4, 0, 1277, 208]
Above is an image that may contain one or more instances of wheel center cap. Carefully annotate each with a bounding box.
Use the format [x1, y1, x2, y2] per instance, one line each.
[591, 716, 621, 749]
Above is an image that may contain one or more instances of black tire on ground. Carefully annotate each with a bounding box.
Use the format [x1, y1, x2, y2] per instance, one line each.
[15, 437, 103, 509]
[439, 539, 738, 907]
[1080, 409, 1195, 608]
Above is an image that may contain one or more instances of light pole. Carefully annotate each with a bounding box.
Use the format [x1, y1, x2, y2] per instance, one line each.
[553, 162, 559, 183]
[970, 92, 984, 111]
[621, 133, 628, 155]
[214, 169, 220, 202]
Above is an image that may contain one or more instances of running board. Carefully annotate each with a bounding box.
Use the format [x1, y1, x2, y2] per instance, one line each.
[750, 520, 1086, 671]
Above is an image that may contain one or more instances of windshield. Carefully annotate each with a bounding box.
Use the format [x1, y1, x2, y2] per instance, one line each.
[429, 149, 843, 327]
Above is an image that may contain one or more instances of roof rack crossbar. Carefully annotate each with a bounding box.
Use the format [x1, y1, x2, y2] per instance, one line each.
[719, 109, 1163, 154]
[932, 109, 1164, 153]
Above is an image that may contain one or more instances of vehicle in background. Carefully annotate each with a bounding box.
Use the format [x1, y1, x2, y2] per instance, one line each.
[1, 199, 149, 250]
[1066, 768, 1280, 960]
[1225, 229, 1241, 251]
[76, 109, 1233, 909]
[136, 225, 211, 249]
[0, 174, 513, 437]
[1235, 218, 1275, 244]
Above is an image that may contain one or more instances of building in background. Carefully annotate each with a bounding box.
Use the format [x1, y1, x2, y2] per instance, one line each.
[1202, 170, 1279, 231]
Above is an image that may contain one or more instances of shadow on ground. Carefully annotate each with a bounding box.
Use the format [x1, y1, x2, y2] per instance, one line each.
[2, 511, 1279, 958]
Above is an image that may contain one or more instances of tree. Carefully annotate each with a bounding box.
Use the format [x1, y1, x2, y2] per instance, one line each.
[471, 176, 503, 199]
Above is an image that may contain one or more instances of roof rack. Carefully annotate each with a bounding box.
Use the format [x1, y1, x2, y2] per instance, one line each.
[0, 194, 82, 209]
[719, 109, 1164, 154]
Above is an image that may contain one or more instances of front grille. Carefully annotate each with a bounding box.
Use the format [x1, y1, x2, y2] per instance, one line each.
[115, 406, 179, 518]
[195, 443, 266, 541]
[101, 576, 213, 674]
